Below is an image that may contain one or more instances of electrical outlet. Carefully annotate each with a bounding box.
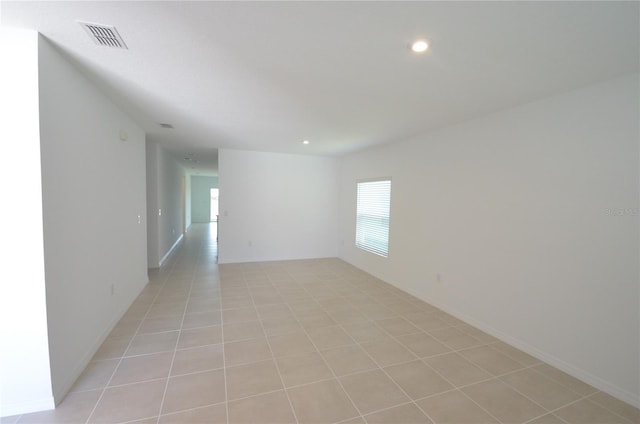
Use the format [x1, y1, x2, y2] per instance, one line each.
[436, 273, 442, 283]
[110, 283, 115, 296]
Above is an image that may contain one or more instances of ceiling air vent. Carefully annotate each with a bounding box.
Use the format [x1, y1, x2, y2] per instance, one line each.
[78, 22, 128, 49]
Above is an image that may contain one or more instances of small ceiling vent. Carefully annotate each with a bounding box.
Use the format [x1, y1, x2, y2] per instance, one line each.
[78, 22, 128, 49]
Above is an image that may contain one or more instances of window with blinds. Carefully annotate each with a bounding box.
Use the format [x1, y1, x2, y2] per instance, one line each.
[355, 178, 391, 257]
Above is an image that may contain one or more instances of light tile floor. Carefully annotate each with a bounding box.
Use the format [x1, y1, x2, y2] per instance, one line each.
[4, 224, 639, 424]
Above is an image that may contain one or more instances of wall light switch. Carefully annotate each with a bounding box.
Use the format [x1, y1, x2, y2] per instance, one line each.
[137, 215, 141, 224]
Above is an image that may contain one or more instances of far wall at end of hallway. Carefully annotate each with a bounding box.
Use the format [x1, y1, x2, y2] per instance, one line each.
[191, 175, 218, 223]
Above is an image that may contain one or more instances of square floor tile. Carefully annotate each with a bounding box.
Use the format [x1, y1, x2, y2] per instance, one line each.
[276, 352, 335, 387]
[223, 320, 265, 342]
[228, 390, 296, 424]
[458, 346, 525, 376]
[125, 331, 179, 356]
[287, 379, 358, 423]
[404, 313, 449, 332]
[424, 353, 492, 387]
[360, 339, 416, 367]
[161, 369, 226, 414]
[268, 331, 317, 357]
[416, 389, 498, 424]
[306, 325, 355, 349]
[365, 403, 432, 424]
[321, 344, 378, 376]
[146, 302, 186, 318]
[171, 344, 224, 376]
[70, 359, 119, 392]
[177, 325, 222, 349]
[159, 403, 226, 423]
[89, 379, 166, 423]
[223, 307, 259, 324]
[226, 359, 283, 400]
[342, 321, 391, 343]
[261, 316, 304, 336]
[500, 368, 582, 410]
[109, 352, 173, 386]
[224, 337, 272, 366]
[340, 369, 410, 414]
[395, 332, 451, 358]
[527, 414, 568, 424]
[375, 317, 421, 337]
[428, 327, 483, 350]
[138, 316, 182, 334]
[296, 312, 338, 330]
[182, 311, 221, 329]
[384, 360, 453, 399]
[462, 379, 546, 423]
[93, 336, 130, 360]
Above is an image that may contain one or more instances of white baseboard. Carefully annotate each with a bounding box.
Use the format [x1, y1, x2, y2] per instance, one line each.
[400, 284, 640, 409]
[342, 259, 640, 409]
[159, 234, 183, 267]
[50, 277, 150, 406]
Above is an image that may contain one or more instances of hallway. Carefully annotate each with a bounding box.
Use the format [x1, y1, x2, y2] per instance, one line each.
[5, 224, 638, 423]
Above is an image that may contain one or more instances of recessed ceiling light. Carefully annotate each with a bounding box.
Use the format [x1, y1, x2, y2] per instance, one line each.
[410, 39, 429, 53]
[302, 140, 310, 145]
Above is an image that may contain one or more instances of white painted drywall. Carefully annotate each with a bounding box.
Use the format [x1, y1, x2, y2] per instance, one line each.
[0, 28, 55, 417]
[218, 149, 339, 263]
[185, 173, 192, 231]
[38, 36, 148, 404]
[146, 141, 187, 267]
[146, 140, 160, 268]
[338, 74, 640, 406]
[191, 175, 218, 223]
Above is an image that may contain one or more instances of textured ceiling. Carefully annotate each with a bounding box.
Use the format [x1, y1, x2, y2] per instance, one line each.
[2, 1, 639, 174]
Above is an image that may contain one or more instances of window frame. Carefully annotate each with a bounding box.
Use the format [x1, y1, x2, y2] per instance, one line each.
[355, 177, 392, 258]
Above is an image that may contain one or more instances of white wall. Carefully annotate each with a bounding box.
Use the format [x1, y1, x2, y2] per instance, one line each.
[38, 36, 148, 404]
[191, 175, 218, 223]
[218, 149, 338, 263]
[338, 74, 640, 406]
[0, 28, 54, 417]
[146, 140, 160, 268]
[185, 172, 192, 230]
[146, 141, 186, 267]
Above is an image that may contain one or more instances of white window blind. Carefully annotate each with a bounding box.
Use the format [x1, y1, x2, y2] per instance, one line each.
[356, 179, 391, 257]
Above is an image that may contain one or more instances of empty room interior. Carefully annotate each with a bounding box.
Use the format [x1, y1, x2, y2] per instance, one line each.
[1, 1, 639, 423]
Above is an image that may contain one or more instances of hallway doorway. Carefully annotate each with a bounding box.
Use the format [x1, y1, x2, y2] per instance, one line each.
[210, 188, 219, 222]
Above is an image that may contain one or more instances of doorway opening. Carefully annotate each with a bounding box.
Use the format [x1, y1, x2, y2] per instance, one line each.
[210, 188, 219, 222]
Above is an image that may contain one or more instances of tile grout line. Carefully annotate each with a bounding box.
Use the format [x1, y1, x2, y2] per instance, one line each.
[278, 271, 366, 424]
[310, 279, 506, 424]
[244, 272, 301, 424]
[155, 241, 200, 424]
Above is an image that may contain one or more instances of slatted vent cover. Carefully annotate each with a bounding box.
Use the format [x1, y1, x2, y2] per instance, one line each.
[78, 22, 128, 49]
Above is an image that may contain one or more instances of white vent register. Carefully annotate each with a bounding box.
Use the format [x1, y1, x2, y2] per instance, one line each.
[78, 22, 128, 49]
